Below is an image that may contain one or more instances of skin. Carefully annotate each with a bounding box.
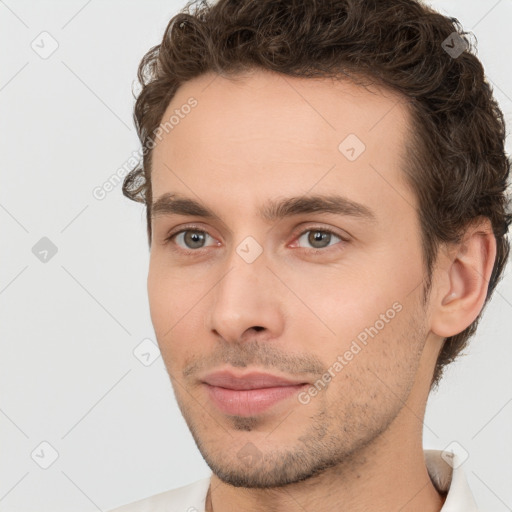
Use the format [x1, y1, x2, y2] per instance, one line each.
[147, 69, 496, 512]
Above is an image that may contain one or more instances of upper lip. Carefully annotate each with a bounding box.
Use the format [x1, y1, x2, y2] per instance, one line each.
[201, 370, 308, 390]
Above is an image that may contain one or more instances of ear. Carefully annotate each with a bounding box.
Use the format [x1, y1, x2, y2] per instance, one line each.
[430, 217, 497, 338]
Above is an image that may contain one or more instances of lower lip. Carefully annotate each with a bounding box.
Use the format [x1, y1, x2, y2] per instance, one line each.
[204, 383, 308, 416]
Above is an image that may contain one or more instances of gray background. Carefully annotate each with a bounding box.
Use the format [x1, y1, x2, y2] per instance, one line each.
[0, 1, 511, 511]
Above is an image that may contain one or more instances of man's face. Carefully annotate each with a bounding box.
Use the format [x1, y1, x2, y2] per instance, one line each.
[148, 70, 437, 487]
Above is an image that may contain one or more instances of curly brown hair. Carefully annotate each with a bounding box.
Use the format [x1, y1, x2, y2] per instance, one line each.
[122, 0, 512, 390]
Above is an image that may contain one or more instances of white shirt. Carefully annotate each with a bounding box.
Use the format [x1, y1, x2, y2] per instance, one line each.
[108, 449, 479, 511]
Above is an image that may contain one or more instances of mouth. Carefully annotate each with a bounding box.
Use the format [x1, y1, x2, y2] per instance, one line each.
[201, 370, 310, 416]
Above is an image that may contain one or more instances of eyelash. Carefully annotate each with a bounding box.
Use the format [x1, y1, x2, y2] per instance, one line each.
[162, 224, 349, 256]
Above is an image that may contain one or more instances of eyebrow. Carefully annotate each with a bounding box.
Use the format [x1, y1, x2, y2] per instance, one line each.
[151, 192, 377, 225]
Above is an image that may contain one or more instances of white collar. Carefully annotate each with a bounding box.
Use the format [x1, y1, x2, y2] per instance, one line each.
[425, 449, 479, 511]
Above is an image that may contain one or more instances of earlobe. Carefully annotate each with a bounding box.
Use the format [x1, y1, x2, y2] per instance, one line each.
[430, 218, 496, 338]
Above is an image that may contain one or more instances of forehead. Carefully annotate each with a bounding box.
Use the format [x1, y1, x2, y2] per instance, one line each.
[150, 69, 417, 225]
[154, 69, 409, 154]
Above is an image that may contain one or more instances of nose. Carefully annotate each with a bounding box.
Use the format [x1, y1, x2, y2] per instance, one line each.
[204, 247, 285, 344]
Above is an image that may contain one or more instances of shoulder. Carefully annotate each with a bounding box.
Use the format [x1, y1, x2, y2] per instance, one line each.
[107, 476, 211, 512]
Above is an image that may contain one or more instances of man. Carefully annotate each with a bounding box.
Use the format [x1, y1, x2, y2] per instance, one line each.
[109, 0, 511, 510]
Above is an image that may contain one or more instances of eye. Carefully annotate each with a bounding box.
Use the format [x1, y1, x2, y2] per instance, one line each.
[165, 227, 217, 252]
[293, 227, 347, 252]
[163, 225, 348, 255]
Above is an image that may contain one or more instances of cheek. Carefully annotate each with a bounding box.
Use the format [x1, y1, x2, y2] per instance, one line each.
[297, 265, 420, 378]
[147, 256, 201, 326]
[288, 263, 393, 338]
[147, 265, 171, 334]
[324, 306, 425, 416]
[147, 263, 205, 367]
